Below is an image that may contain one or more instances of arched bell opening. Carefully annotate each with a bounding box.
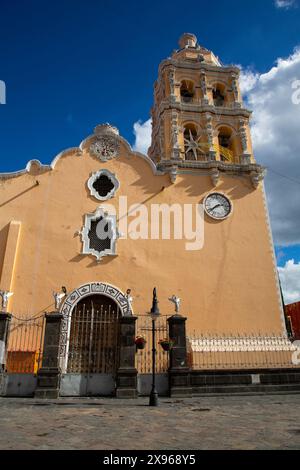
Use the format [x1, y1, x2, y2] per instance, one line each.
[217, 126, 240, 163]
[180, 80, 195, 103]
[212, 83, 227, 107]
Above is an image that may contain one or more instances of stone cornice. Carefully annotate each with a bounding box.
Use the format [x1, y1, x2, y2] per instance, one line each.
[159, 59, 240, 76]
[157, 159, 265, 175]
[156, 100, 252, 120]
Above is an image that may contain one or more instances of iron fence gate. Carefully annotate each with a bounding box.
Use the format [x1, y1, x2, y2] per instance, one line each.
[136, 315, 169, 374]
[66, 302, 120, 374]
[61, 296, 120, 396]
[6, 314, 45, 374]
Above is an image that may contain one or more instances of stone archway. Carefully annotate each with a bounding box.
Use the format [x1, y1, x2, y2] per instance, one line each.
[59, 282, 132, 376]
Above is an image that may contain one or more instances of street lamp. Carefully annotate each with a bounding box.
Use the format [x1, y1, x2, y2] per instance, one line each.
[149, 287, 160, 407]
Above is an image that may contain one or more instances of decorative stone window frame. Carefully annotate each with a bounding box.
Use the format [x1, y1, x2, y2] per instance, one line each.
[80, 207, 120, 261]
[87, 169, 120, 201]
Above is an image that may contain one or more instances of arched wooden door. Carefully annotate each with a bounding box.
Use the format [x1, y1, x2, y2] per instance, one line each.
[60, 294, 120, 396]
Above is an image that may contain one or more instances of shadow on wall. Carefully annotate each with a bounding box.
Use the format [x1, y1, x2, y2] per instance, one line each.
[0, 182, 39, 209]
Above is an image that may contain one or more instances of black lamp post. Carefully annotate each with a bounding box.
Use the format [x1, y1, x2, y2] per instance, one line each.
[149, 287, 160, 407]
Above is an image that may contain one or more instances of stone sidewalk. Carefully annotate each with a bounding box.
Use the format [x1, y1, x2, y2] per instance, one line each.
[0, 394, 300, 450]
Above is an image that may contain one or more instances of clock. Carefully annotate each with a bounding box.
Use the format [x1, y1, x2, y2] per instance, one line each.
[204, 192, 232, 220]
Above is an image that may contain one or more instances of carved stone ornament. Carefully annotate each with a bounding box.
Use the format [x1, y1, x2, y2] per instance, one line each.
[169, 166, 178, 184]
[90, 124, 120, 162]
[250, 170, 266, 189]
[210, 168, 220, 187]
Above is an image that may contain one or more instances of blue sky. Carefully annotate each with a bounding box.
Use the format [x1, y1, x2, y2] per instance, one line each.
[1, 0, 300, 301]
[0, 0, 299, 172]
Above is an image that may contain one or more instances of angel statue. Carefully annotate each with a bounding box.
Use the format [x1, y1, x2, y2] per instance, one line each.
[126, 288, 133, 313]
[0, 291, 13, 311]
[53, 291, 66, 310]
[168, 295, 181, 314]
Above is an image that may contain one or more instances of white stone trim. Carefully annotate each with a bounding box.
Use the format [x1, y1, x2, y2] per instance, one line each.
[80, 207, 119, 261]
[189, 336, 297, 352]
[87, 169, 120, 201]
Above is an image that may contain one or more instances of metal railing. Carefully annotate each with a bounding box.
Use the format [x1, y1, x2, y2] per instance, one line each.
[187, 332, 300, 370]
[136, 315, 169, 374]
[6, 314, 45, 373]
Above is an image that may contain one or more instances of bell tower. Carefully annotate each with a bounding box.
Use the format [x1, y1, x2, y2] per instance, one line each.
[149, 33, 264, 187]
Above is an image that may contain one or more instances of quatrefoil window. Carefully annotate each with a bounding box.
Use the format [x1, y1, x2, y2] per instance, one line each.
[87, 169, 119, 201]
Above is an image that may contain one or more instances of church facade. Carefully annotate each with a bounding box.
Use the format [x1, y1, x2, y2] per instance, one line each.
[0, 34, 298, 397]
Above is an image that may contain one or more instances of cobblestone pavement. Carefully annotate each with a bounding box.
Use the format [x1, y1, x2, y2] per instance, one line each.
[0, 394, 300, 450]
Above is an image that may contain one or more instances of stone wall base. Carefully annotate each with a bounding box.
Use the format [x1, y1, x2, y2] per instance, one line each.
[169, 368, 192, 397]
[34, 367, 61, 399]
[116, 368, 138, 398]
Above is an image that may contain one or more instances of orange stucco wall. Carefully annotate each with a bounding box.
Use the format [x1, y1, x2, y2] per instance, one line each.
[0, 138, 284, 336]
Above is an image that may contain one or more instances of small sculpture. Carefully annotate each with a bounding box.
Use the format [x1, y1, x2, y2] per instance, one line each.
[0, 291, 13, 311]
[53, 291, 66, 310]
[168, 295, 181, 314]
[126, 288, 133, 312]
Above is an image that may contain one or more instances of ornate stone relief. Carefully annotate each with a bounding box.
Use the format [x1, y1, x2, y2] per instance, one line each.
[250, 170, 266, 189]
[210, 168, 220, 186]
[168, 68, 176, 103]
[90, 124, 120, 162]
[170, 111, 180, 159]
[200, 70, 209, 104]
[231, 73, 239, 102]
[169, 166, 178, 184]
[239, 119, 248, 153]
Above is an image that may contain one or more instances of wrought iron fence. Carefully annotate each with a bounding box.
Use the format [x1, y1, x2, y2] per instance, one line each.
[188, 332, 300, 370]
[6, 314, 45, 373]
[136, 315, 169, 374]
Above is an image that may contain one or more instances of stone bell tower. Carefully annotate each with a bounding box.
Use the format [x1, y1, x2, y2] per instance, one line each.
[149, 33, 264, 187]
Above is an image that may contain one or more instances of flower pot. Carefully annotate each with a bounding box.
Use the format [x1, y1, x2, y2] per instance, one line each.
[159, 341, 172, 352]
[136, 342, 146, 350]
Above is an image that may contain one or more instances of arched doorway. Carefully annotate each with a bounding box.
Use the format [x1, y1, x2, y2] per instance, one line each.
[67, 295, 120, 375]
[60, 285, 128, 396]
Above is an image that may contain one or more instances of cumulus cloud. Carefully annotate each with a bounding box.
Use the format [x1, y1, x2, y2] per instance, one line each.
[239, 69, 259, 95]
[275, 0, 297, 9]
[132, 119, 152, 155]
[242, 48, 300, 245]
[278, 259, 300, 304]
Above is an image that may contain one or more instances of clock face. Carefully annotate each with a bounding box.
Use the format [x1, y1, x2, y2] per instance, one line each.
[204, 193, 232, 220]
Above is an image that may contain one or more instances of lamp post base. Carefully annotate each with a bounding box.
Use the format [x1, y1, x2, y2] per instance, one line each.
[149, 387, 159, 406]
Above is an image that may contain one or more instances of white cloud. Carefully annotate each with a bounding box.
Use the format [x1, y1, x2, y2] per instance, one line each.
[278, 259, 300, 304]
[275, 0, 297, 9]
[239, 69, 259, 95]
[242, 48, 300, 245]
[132, 119, 152, 154]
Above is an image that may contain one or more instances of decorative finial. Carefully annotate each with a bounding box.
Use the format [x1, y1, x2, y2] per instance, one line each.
[0, 291, 13, 311]
[179, 33, 197, 49]
[150, 287, 160, 316]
